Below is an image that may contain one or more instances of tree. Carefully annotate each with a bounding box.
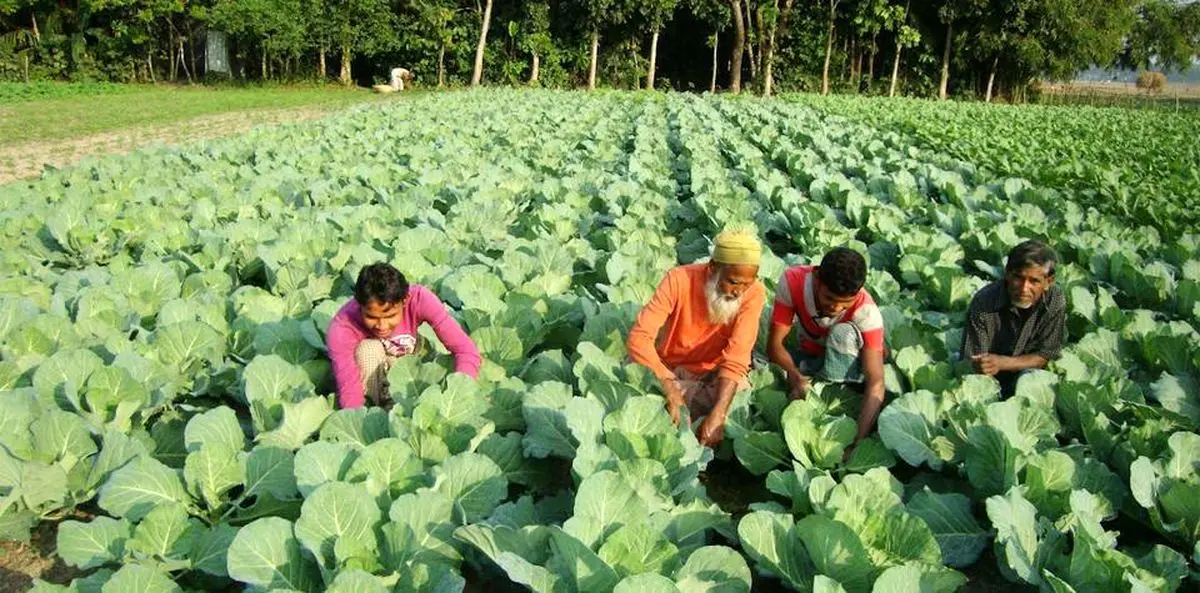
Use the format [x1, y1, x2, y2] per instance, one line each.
[690, 0, 729, 92]
[327, 0, 396, 85]
[413, 0, 462, 87]
[961, 0, 1029, 102]
[640, 0, 679, 89]
[471, 0, 495, 85]
[850, 0, 893, 91]
[729, 0, 744, 92]
[517, 1, 552, 83]
[0, 0, 41, 81]
[760, 0, 794, 96]
[1124, 0, 1200, 74]
[579, 0, 632, 90]
[936, 0, 965, 99]
[887, 0, 918, 96]
[820, 0, 842, 95]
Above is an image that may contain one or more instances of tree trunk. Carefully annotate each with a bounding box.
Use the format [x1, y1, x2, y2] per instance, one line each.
[890, 0, 909, 97]
[985, 54, 998, 102]
[471, 0, 494, 87]
[318, 44, 327, 79]
[938, 21, 953, 100]
[262, 49, 267, 80]
[179, 39, 192, 82]
[821, 1, 836, 95]
[339, 43, 351, 85]
[30, 13, 40, 43]
[438, 42, 446, 87]
[188, 26, 198, 80]
[22, 53, 29, 83]
[646, 29, 659, 90]
[890, 45, 901, 97]
[730, 0, 745, 93]
[847, 37, 856, 82]
[763, 40, 774, 96]
[868, 39, 877, 83]
[744, 2, 756, 82]
[148, 51, 156, 83]
[169, 29, 177, 80]
[531, 53, 540, 84]
[762, 0, 792, 97]
[754, 7, 764, 77]
[711, 35, 719, 93]
[588, 29, 599, 90]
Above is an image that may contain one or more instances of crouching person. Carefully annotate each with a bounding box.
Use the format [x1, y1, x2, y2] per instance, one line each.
[962, 240, 1066, 397]
[626, 228, 766, 447]
[327, 262, 481, 409]
[766, 247, 887, 448]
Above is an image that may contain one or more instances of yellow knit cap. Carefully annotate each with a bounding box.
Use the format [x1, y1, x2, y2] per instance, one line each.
[711, 228, 762, 266]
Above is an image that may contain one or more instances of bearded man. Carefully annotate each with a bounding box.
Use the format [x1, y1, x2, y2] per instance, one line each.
[962, 240, 1066, 397]
[626, 229, 766, 447]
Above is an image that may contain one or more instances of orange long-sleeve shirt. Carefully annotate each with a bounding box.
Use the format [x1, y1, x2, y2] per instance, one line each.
[627, 263, 766, 382]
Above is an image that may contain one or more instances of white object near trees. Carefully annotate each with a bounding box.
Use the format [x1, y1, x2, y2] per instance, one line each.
[374, 68, 413, 93]
[390, 68, 412, 90]
[206, 31, 230, 74]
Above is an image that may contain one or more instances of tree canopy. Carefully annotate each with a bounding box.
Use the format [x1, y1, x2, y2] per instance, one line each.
[1, 0, 1196, 100]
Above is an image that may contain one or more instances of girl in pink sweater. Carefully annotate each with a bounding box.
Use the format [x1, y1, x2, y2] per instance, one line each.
[326, 263, 482, 409]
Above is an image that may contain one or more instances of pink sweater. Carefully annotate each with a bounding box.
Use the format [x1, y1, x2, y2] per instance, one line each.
[326, 285, 482, 409]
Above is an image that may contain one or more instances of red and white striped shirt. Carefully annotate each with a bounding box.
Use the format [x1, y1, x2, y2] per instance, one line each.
[770, 265, 885, 356]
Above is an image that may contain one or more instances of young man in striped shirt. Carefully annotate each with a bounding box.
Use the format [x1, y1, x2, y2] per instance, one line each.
[766, 247, 887, 448]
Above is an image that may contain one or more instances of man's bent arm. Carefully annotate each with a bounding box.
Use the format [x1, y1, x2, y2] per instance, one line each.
[855, 347, 887, 441]
[627, 272, 678, 381]
[767, 322, 803, 379]
[996, 354, 1049, 373]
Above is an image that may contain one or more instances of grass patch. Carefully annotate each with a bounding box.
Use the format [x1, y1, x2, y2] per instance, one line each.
[0, 84, 387, 145]
[0, 81, 138, 104]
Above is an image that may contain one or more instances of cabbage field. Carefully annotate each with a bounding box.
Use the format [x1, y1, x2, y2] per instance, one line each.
[2, 90, 1199, 593]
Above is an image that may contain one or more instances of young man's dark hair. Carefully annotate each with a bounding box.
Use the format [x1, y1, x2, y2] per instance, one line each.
[354, 263, 410, 305]
[817, 247, 868, 297]
[1005, 240, 1058, 277]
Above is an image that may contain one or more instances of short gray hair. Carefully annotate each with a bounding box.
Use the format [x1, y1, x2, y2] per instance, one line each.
[1005, 240, 1057, 277]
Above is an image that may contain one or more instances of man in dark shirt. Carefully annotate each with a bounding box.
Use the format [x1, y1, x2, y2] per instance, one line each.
[961, 240, 1067, 397]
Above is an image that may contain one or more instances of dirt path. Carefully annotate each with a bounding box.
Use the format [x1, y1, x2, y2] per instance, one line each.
[0, 105, 347, 185]
[0, 521, 79, 592]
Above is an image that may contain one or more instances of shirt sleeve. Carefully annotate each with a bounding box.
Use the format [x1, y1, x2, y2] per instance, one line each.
[326, 306, 366, 409]
[961, 295, 992, 360]
[627, 270, 679, 381]
[718, 285, 767, 381]
[414, 287, 482, 378]
[1027, 290, 1067, 361]
[852, 303, 886, 352]
[770, 270, 796, 326]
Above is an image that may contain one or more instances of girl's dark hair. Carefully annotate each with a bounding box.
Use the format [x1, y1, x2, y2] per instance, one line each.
[817, 247, 867, 297]
[354, 262, 410, 305]
[1005, 240, 1058, 277]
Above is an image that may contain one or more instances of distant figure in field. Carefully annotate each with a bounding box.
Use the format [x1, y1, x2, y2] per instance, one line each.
[766, 247, 887, 447]
[626, 228, 766, 448]
[326, 263, 480, 409]
[961, 240, 1066, 397]
[373, 67, 413, 93]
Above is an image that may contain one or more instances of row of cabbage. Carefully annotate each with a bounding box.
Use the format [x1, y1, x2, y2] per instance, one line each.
[789, 95, 1200, 242]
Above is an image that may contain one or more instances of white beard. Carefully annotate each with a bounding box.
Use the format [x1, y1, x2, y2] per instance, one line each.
[706, 275, 743, 326]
